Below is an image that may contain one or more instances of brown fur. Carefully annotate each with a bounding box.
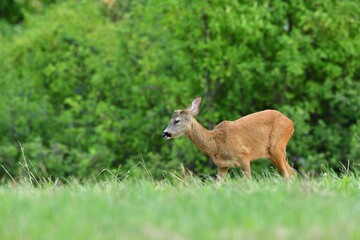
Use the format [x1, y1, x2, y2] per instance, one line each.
[163, 97, 296, 183]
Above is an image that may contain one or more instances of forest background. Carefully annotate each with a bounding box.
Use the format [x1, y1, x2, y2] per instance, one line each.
[0, 0, 359, 180]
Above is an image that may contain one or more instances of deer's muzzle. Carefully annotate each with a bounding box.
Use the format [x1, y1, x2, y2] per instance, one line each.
[162, 131, 172, 139]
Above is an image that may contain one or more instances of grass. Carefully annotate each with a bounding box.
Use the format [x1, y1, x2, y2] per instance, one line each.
[0, 171, 360, 240]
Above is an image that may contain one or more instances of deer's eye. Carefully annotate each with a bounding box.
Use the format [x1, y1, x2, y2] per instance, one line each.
[174, 119, 180, 124]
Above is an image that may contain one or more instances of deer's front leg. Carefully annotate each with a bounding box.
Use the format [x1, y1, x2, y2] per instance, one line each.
[241, 160, 252, 179]
[216, 167, 228, 185]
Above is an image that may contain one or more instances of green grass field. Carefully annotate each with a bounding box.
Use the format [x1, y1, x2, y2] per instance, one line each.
[0, 172, 360, 240]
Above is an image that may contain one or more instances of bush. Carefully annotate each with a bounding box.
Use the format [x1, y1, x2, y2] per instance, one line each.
[0, 0, 359, 179]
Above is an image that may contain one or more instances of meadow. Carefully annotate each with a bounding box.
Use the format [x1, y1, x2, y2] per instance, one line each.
[1, 170, 359, 240]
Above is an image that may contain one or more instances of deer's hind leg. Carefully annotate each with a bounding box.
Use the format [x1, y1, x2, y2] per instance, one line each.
[269, 147, 294, 179]
[268, 124, 296, 179]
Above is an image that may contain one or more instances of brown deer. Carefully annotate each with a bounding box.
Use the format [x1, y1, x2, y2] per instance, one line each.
[162, 97, 296, 183]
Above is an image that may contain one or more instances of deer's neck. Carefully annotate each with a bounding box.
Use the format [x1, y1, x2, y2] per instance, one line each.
[186, 119, 216, 156]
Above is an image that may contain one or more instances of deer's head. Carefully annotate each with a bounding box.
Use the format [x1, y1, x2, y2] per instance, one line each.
[162, 97, 202, 139]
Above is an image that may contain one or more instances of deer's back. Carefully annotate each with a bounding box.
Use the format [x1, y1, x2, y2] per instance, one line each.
[216, 109, 291, 128]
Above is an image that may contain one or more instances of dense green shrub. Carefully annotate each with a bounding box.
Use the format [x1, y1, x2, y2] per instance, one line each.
[0, 0, 359, 180]
[0, 0, 24, 24]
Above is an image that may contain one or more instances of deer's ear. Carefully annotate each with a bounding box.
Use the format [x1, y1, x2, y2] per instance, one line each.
[186, 96, 202, 117]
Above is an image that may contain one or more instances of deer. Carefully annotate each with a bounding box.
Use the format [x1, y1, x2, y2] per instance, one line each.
[162, 96, 296, 184]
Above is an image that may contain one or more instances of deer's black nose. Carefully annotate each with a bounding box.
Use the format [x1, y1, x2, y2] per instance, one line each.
[162, 131, 172, 138]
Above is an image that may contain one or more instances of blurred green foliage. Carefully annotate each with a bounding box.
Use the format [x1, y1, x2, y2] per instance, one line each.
[0, 0, 23, 24]
[0, 0, 359, 179]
